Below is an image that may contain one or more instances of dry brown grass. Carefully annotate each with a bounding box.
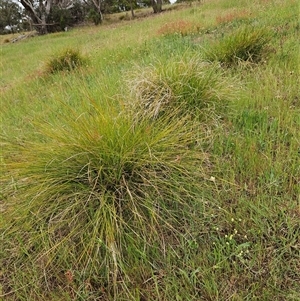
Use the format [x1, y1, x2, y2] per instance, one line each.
[216, 9, 251, 25]
[157, 20, 201, 36]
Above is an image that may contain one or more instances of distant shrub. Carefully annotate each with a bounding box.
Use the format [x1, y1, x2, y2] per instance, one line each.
[88, 9, 102, 25]
[204, 25, 271, 66]
[157, 20, 200, 36]
[45, 2, 86, 32]
[126, 55, 239, 120]
[45, 48, 86, 73]
[119, 13, 130, 21]
[47, 7, 73, 32]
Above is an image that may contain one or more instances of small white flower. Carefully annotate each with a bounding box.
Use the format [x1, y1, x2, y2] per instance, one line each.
[210, 176, 216, 182]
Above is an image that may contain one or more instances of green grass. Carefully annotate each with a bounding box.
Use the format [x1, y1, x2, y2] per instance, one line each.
[1, 0, 299, 300]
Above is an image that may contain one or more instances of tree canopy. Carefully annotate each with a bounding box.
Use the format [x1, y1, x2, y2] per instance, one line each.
[0, 0, 23, 34]
[0, 0, 170, 34]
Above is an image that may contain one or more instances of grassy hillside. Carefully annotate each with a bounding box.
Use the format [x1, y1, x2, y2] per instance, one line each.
[1, 0, 299, 300]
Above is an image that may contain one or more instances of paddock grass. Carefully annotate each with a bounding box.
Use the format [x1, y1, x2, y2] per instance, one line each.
[1, 0, 299, 300]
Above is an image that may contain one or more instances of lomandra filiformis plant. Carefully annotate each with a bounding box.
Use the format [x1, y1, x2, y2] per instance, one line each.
[1, 103, 204, 299]
[45, 47, 86, 73]
[126, 55, 239, 120]
[204, 25, 271, 66]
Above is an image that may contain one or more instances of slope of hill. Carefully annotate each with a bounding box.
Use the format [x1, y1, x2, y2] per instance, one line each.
[1, 0, 299, 300]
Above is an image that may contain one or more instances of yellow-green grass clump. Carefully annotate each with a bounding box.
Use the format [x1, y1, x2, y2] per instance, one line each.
[1, 103, 205, 299]
[204, 25, 272, 66]
[45, 48, 87, 73]
[126, 55, 240, 120]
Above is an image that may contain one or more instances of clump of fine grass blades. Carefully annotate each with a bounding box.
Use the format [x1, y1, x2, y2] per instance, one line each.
[45, 48, 86, 73]
[126, 55, 239, 120]
[1, 103, 204, 299]
[204, 25, 271, 66]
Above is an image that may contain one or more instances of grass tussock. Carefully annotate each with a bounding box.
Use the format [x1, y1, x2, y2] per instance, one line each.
[126, 55, 240, 120]
[45, 48, 86, 73]
[1, 104, 205, 299]
[204, 25, 272, 66]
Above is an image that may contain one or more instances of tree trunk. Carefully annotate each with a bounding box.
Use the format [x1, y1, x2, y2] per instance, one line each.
[151, 0, 162, 14]
[40, 12, 48, 34]
[20, 0, 51, 34]
[20, 0, 41, 25]
[91, 0, 103, 25]
[97, 7, 103, 24]
[130, 0, 135, 18]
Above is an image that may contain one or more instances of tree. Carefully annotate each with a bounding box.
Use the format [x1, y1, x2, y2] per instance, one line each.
[151, 0, 162, 13]
[119, 0, 136, 18]
[83, 0, 103, 25]
[47, 1, 86, 31]
[19, 0, 74, 34]
[0, 0, 22, 34]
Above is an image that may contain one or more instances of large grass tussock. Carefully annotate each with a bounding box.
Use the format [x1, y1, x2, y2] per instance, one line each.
[1, 104, 205, 298]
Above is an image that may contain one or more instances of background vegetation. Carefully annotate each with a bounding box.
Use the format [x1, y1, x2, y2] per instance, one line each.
[1, 0, 299, 300]
[0, 0, 171, 34]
